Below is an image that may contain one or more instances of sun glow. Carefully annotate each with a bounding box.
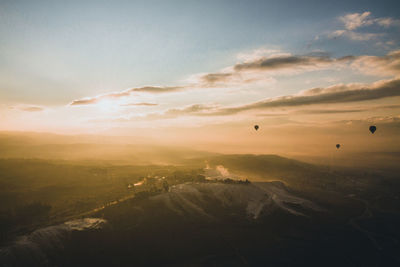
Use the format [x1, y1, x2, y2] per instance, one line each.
[96, 99, 120, 113]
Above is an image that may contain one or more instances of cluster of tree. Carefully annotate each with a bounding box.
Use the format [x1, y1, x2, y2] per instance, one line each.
[0, 202, 51, 243]
[225, 178, 250, 184]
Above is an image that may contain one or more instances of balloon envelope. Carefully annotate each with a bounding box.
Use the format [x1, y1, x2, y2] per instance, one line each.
[369, 125, 377, 134]
[254, 125, 259, 131]
[336, 144, 340, 149]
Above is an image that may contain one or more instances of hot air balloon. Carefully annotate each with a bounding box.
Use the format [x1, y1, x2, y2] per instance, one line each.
[336, 144, 340, 149]
[254, 125, 259, 131]
[369, 125, 376, 134]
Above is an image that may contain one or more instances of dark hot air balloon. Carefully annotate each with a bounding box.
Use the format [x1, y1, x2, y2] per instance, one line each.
[336, 144, 340, 149]
[254, 125, 259, 131]
[369, 125, 376, 134]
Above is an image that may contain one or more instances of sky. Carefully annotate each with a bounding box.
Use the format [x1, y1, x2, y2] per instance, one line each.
[0, 0, 399, 155]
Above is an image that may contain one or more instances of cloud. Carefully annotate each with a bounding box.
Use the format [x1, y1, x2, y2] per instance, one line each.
[9, 105, 44, 112]
[93, 104, 220, 122]
[258, 104, 400, 116]
[340, 11, 373, 30]
[375, 17, 400, 28]
[233, 55, 332, 71]
[299, 103, 400, 114]
[296, 108, 367, 114]
[331, 11, 400, 42]
[70, 98, 100, 105]
[70, 86, 183, 106]
[21, 106, 44, 112]
[130, 86, 183, 94]
[163, 104, 219, 117]
[329, 30, 381, 41]
[121, 102, 158, 107]
[197, 53, 354, 86]
[146, 104, 221, 120]
[340, 115, 400, 126]
[339, 11, 400, 30]
[200, 73, 234, 84]
[351, 50, 400, 77]
[236, 48, 281, 61]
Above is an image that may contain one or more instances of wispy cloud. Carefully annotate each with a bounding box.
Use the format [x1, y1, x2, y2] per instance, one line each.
[340, 11, 373, 30]
[340, 115, 400, 126]
[296, 108, 367, 114]
[106, 104, 220, 122]
[130, 86, 183, 94]
[351, 50, 400, 77]
[21, 106, 44, 112]
[163, 104, 218, 116]
[257, 104, 400, 116]
[197, 49, 399, 87]
[331, 11, 400, 41]
[329, 30, 382, 41]
[121, 102, 158, 107]
[70, 86, 183, 106]
[200, 73, 234, 84]
[197, 53, 354, 86]
[9, 105, 44, 112]
[340, 11, 400, 30]
[233, 54, 333, 71]
[70, 98, 100, 105]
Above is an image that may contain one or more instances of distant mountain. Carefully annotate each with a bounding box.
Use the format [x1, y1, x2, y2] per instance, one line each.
[0, 132, 216, 165]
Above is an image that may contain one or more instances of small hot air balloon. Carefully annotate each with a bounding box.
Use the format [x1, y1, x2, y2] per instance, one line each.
[369, 125, 376, 134]
[254, 125, 259, 131]
[336, 144, 340, 149]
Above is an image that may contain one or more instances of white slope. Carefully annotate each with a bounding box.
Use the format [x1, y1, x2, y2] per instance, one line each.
[0, 218, 106, 265]
[151, 182, 322, 220]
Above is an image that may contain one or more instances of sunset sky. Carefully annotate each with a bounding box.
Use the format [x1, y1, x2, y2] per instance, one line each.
[1, 0, 399, 155]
